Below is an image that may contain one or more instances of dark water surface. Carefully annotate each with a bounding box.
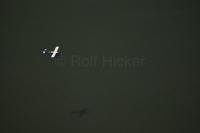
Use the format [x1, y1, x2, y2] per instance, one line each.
[1, 1, 199, 133]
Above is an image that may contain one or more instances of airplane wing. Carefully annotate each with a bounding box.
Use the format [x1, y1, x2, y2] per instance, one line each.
[51, 46, 59, 58]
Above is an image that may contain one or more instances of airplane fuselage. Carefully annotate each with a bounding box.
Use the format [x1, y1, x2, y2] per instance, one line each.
[42, 46, 60, 58]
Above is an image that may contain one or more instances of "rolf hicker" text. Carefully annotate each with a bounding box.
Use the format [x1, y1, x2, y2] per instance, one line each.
[71, 55, 145, 68]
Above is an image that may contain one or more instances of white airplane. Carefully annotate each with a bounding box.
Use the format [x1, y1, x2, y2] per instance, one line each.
[42, 46, 61, 58]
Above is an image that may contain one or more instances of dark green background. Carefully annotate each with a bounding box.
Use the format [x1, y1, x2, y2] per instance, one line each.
[1, 0, 200, 133]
